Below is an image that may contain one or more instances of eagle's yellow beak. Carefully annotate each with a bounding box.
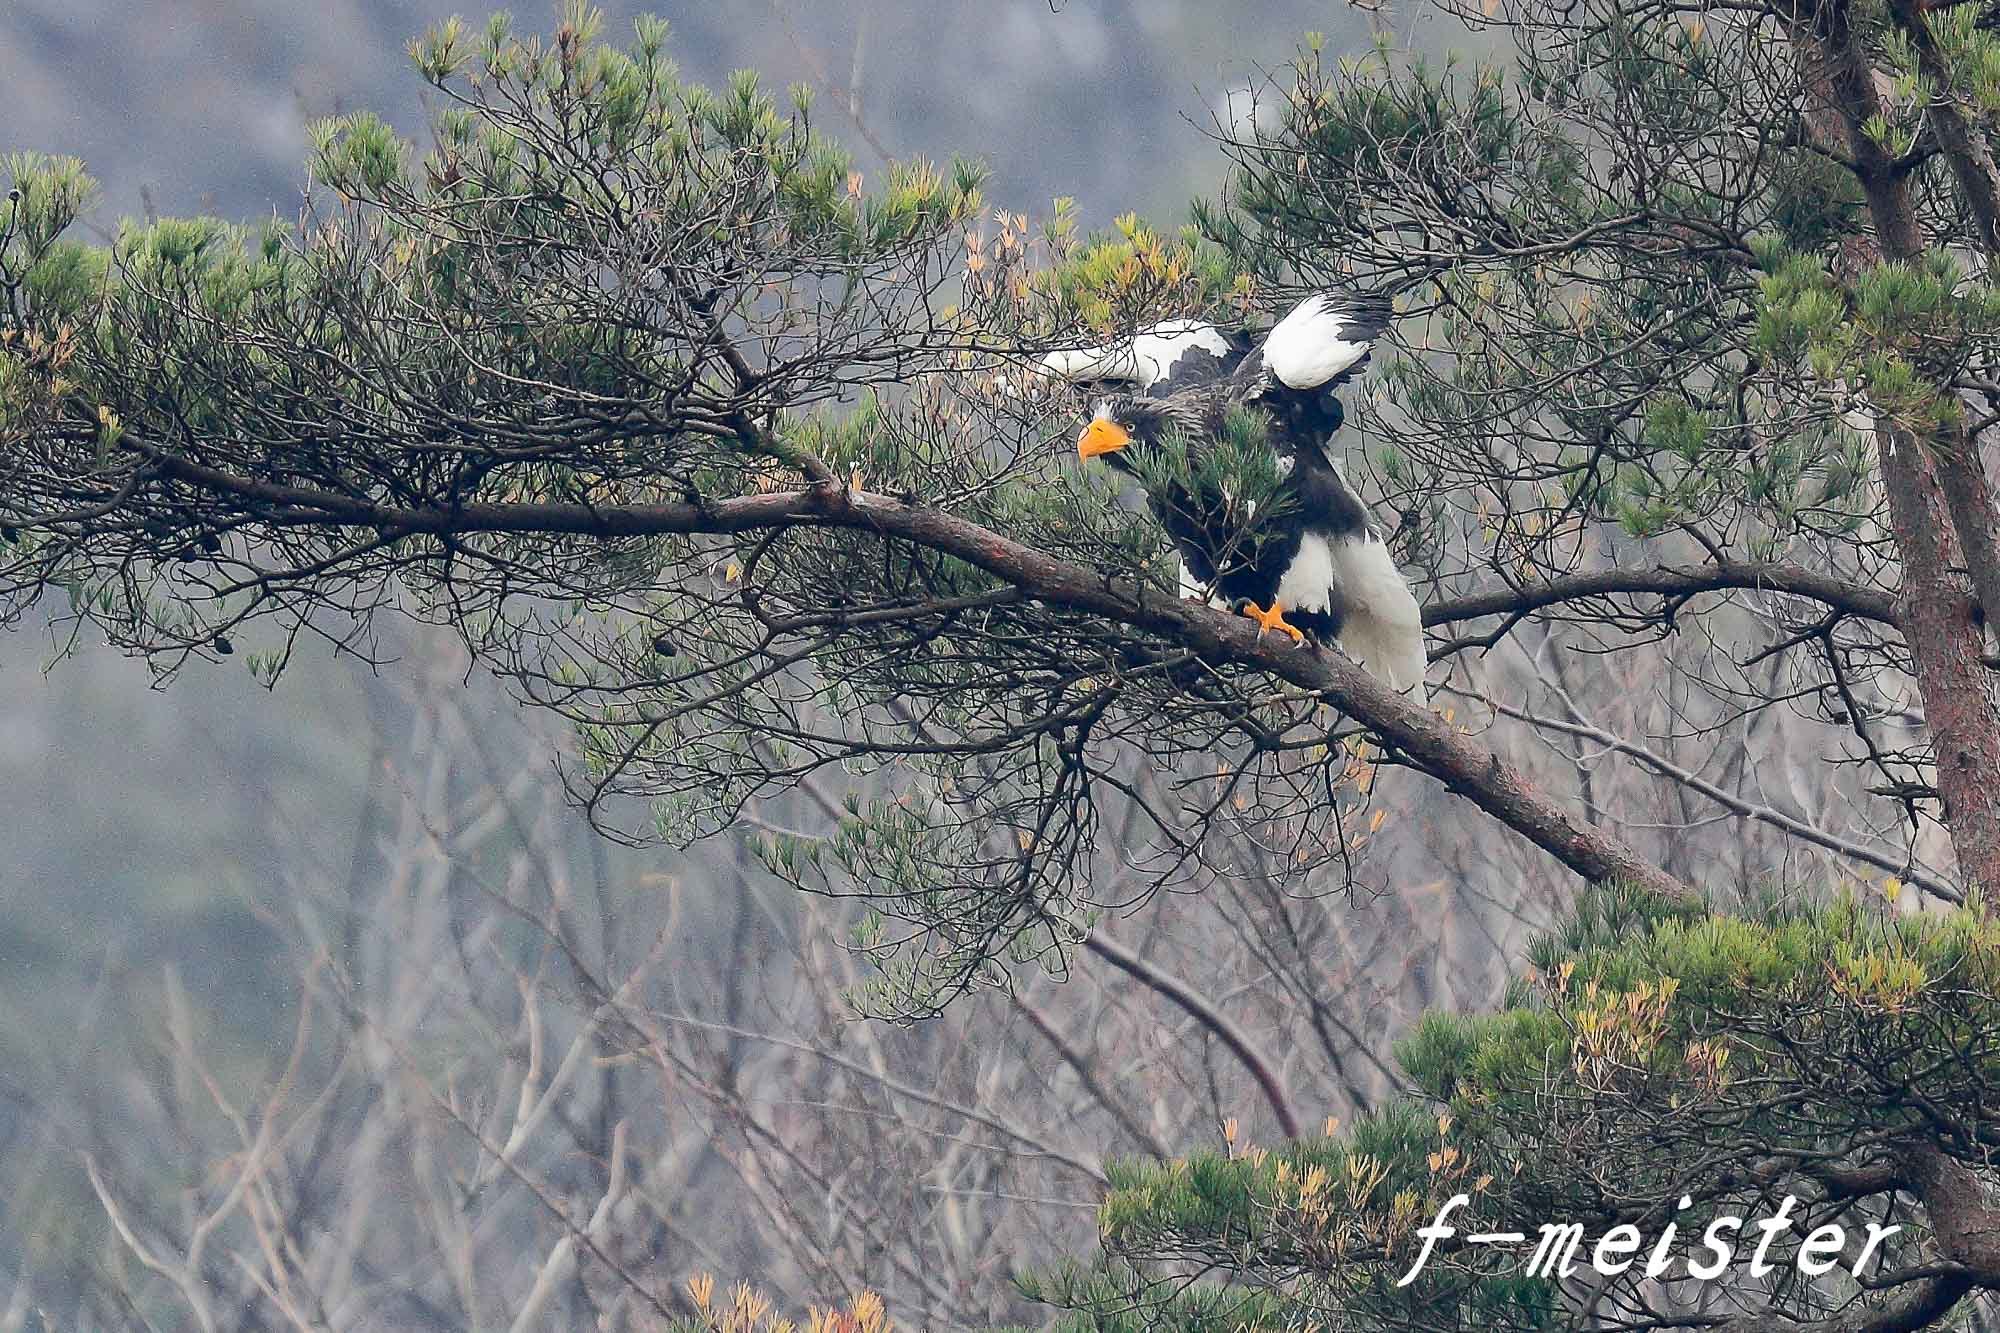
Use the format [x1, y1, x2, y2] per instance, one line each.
[1077, 418, 1131, 460]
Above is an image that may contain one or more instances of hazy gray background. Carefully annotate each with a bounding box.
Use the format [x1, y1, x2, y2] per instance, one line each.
[6, 1, 1393, 235]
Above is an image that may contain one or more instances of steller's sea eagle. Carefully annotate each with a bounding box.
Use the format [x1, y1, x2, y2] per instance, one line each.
[1042, 292, 1428, 702]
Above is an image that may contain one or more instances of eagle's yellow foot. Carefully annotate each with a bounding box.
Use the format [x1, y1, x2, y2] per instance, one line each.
[1237, 599, 1306, 645]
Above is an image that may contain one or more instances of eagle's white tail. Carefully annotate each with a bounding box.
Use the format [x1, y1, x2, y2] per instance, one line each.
[1330, 535, 1428, 704]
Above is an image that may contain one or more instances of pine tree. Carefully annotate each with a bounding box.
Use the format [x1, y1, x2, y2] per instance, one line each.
[9, 1, 2000, 1322]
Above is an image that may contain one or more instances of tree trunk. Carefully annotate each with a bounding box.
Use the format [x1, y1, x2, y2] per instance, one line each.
[1791, 0, 2000, 901]
[1875, 424, 2000, 899]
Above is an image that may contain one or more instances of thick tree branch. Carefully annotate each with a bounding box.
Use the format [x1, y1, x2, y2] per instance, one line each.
[1880, 0, 2000, 653]
[1884, 0, 2000, 257]
[1791, 1270, 1979, 1333]
[128, 446, 1699, 904]
[1900, 1141, 2000, 1283]
[1422, 562, 1900, 629]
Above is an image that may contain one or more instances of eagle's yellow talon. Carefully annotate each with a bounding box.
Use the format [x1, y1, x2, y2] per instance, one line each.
[1239, 600, 1306, 645]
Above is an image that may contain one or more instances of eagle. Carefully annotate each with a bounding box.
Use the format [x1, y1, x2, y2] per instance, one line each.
[1041, 292, 1429, 702]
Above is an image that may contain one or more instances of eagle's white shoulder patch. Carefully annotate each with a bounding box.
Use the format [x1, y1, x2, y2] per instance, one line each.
[1037, 318, 1234, 389]
[1263, 293, 1374, 390]
[1131, 319, 1232, 388]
